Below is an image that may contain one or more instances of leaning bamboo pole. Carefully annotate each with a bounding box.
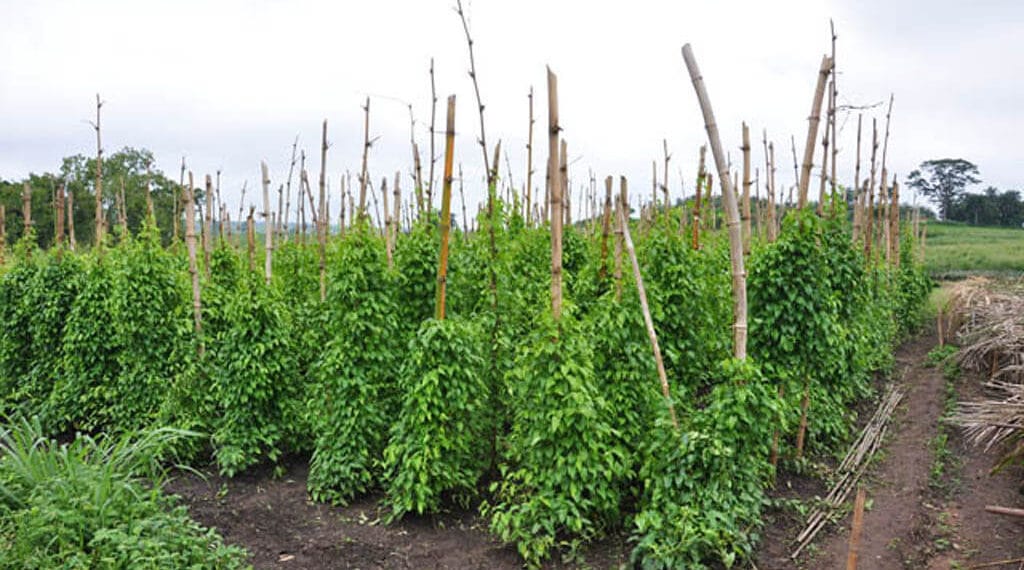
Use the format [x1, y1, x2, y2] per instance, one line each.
[548, 67, 563, 321]
[798, 56, 832, 210]
[282, 136, 298, 240]
[742, 123, 752, 255]
[185, 172, 203, 355]
[435, 95, 457, 320]
[619, 196, 679, 429]
[261, 161, 273, 285]
[682, 43, 748, 360]
[817, 83, 832, 216]
[829, 20, 839, 210]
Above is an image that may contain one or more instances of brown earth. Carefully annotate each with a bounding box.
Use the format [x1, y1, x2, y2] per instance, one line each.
[757, 331, 1024, 570]
[167, 331, 1023, 570]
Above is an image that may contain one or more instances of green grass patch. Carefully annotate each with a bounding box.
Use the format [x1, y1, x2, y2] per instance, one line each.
[924, 223, 1024, 277]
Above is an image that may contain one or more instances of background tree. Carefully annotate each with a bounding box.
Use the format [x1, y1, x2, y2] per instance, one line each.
[907, 158, 980, 220]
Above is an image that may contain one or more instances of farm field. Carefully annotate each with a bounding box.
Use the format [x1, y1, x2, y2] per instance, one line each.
[3, 4, 1023, 569]
[924, 222, 1024, 278]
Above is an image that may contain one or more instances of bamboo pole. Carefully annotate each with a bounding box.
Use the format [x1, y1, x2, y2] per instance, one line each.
[742, 123, 752, 255]
[853, 114, 863, 241]
[92, 94, 104, 248]
[890, 178, 900, 269]
[203, 175, 213, 277]
[246, 206, 255, 271]
[817, 83, 832, 216]
[145, 162, 155, 221]
[21, 182, 32, 237]
[599, 175, 613, 282]
[392, 171, 401, 246]
[427, 57, 437, 213]
[662, 139, 671, 222]
[281, 136, 297, 240]
[561, 140, 570, 227]
[526, 86, 535, 225]
[619, 198, 679, 429]
[67, 189, 76, 251]
[359, 97, 371, 222]
[118, 177, 127, 232]
[185, 172, 203, 355]
[297, 152, 306, 242]
[829, 20, 839, 208]
[548, 67, 563, 321]
[319, 121, 329, 299]
[456, 0, 492, 184]
[261, 161, 273, 285]
[0, 205, 5, 264]
[798, 55, 832, 209]
[682, 44, 748, 360]
[692, 145, 706, 250]
[56, 182, 65, 251]
[865, 119, 878, 259]
[614, 177, 626, 301]
[458, 164, 468, 232]
[383, 176, 393, 269]
[435, 95, 456, 320]
[768, 141, 778, 242]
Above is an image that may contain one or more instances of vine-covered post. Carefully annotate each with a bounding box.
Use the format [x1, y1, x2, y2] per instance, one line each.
[246, 206, 256, 271]
[682, 43, 748, 360]
[204, 175, 213, 277]
[184, 172, 204, 355]
[55, 182, 65, 253]
[797, 55, 832, 210]
[618, 196, 679, 429]
[435, 95, 456, 320]
[547, 67, 563, 321]
[359, 97, 371, 223]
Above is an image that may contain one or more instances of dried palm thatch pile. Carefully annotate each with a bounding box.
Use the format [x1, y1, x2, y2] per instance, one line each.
[946, 277, 1024, 470]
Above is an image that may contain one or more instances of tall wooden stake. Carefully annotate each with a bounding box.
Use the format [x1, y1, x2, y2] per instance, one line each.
[55, 183, 65, 252]
[526, 86, 535, 225]
[692, 145, 706, 249]
[0, 205, 5, 264]
[614, 177, 626, 301]
[203, 175, 213, 277]
[798, 55, 832, 210]
[185, 172, 203, 355]
[283, 135, 298, 240]
[22, 182, 32, 238]
[682, 44, 748, 360]
[599, 175, 613, 282]
[435, 95, 457, 320]
[619, 197, 679, 429]
[865, 119, 878, 258]
[261, 161, 273, 285]
[742, 123, 752, 255]
[318, 120, 329, 300]
[67, 189, 76, 251]
[548, 67, 563, 321]
[359, 97, 371, 222]
[92, 94, 104, 248]
[427, 57, 438, 212]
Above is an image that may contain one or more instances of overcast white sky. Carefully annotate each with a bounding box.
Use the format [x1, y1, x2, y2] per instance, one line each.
[1, 0, 1021, 224]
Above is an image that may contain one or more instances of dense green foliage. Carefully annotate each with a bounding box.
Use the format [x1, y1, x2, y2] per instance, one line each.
[0, 417, 248, 569]
[0, 193, 931, 568]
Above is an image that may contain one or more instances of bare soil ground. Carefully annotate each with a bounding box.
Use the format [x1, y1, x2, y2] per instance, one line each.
[757, 331, 1024, 570]
[167, 331, 1023, 570]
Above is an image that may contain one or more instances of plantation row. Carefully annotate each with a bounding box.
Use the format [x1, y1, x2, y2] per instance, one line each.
[0, 199, 929, 567]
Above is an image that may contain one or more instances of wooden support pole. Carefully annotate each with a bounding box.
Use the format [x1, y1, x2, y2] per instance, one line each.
[846, 487, 867, 570]
[22, 182, 32, 236]
[93, 94, 104, 248]
[692, 145, 706, 250]
[246, 206, 256, 272]
[319, 120, 329, 300]
[742, 122, 752, 255]
[618, 198, 679, 430]
[359, 97, 371, 221]
[55, 182, 65, 250]
[204, 175, 213, 277]
[614, 177, 626, 301]
[798, 56, 832, 209]
[548, 67, 563, 321]
[435, 95, 457, 320]
[599, 175, 613, 282]
[184, 172, 204, 355]
[682, 44, 748, 360]
[526, 86, 535, 226]
[261, 161, 273, 285]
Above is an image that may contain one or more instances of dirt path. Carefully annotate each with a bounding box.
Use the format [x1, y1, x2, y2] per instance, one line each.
[759, 331, 1024, 569]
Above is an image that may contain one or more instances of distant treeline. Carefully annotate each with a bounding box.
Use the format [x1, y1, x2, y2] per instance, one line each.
[945, 187, 1024, 228]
